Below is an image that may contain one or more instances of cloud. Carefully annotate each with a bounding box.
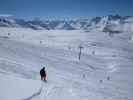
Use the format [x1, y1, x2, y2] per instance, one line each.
[0, 14, 14, 17]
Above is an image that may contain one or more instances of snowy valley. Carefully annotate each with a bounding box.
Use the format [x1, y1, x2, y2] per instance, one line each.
[0, 15, 133, 100]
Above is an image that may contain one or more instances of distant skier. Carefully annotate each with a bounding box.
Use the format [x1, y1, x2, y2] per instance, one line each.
[40, 67, 47, 81]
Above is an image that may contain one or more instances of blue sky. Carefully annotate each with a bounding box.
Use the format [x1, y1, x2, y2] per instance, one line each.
[0, 0, 132, 19]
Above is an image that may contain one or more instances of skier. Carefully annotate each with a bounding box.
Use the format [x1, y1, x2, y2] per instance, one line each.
[40, 67, 47, 81]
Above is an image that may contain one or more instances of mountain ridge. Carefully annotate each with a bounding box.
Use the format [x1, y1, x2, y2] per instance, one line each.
[0, 15, 133, 32]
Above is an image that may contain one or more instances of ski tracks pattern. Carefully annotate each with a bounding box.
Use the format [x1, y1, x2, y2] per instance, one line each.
[22, 81, 78, 100]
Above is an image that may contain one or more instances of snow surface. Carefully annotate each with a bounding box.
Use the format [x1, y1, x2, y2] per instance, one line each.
[0, 27, 133, 100]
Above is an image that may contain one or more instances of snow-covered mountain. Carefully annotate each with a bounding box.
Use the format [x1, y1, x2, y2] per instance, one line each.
[0, 15, 133, 32]
[0, 15, 133, 100]
[0, 27, 133, 100]
[89, 15, 133, 32]
[0, 15, 18, 27]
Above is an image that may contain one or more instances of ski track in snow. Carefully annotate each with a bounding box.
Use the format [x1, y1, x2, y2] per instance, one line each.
[22, 86, 42, 100]
[22, 82, 78, 100]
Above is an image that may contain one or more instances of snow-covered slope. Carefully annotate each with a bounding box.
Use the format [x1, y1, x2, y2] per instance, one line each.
[0, 27, 133, 100]
[0, 74, 42, 100]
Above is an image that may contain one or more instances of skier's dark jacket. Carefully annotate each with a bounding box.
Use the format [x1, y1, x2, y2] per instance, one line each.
[40, 68, 46, 77]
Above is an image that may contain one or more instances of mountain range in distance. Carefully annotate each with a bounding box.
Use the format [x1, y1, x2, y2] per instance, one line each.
[0, 14, 133, 33]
